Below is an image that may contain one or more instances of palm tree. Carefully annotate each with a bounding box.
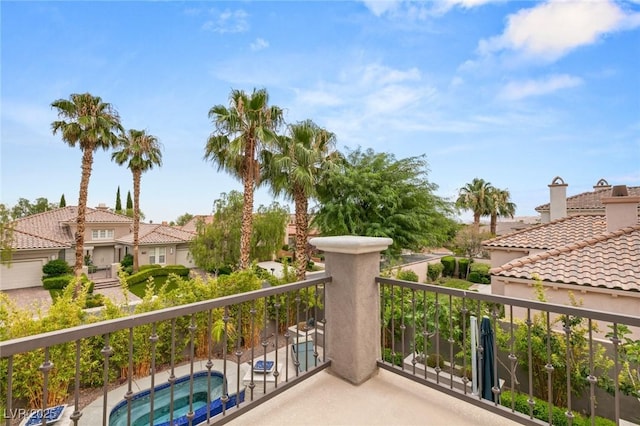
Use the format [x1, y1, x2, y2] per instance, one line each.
[263, 120, 338, 280]
[455, 178, 494, 232]
[205, 88, 283, 269]
[112, 129, 163, 272]
[488, 187, 516, 235]
[51, 93, 122, 280]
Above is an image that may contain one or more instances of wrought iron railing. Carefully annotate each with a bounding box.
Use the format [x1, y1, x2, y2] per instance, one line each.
[1, 276, 330, 426]
[377, 277, 640, 426]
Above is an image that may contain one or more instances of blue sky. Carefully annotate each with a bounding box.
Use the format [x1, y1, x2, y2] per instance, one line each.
[2, 0, 639, 224]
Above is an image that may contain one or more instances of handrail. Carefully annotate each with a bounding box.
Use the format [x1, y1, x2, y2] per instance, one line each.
[0, 275, 331, 357]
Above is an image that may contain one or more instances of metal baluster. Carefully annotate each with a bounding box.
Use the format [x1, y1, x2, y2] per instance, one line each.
[39, 347, 52, 426]
[274, 294, 282, 380]
[545, 311, 554, 425]
[262, 296, 269, 390]
[448, 294, 454, 390]
[400, 286, 406, 371]
[149, 323, 158, 425]
[411, 289, 417, 374]
[390, 283, 396, 368]
[5, 356, 12, 426]
[71, 340, 82, 425]
[235, 305, 243, 401]
[434, 292, 441, 384]
[564, 316, 574, 425]
[101, 334, 112, 426]
[168, 318, 176, 425]
[610, 322, 621, 425]
[221, 306, 230, 413]
[206, 310, 214, 422]
[526, 309, 534, 418]
[320, 282, 326, 364]
[187, 314, 196, 425]
[422, 290, 428, 381]
[508, 306, 517, 412]
[491, 308, 500, 405]
[587, 319, 596, 426]
[293, 290, 301, 375]
[249, 300, 257, 399]
[461, 296, 469, 394]
[125, 328, 133, 426]
[284, 292, 291, 381]
[312, 283, 318, 369]
[476, 300, 483, 400]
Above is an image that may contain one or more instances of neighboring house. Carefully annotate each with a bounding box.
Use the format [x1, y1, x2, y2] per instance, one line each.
[0, 205, 195, 291]
[484, 178, 640, 332]
[284, 214, 320, 248]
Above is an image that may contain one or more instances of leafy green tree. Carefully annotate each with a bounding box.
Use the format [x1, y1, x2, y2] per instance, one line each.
[488, 187, 516, 235]
[456, 178, 494, 232]
[262, 119, 338, 280]
[112, 129, 163, 273]
[10, 197, 56, 219]
[114, 186, 123, 213]
[251, 202, 289, 262]
[313, 147, 456, 258]
[126, 190, 133, 217]
[205, 88, 284, 269]
[59, 194, 66, 208]
[0, 204, 14, 263]
[51, 92, 123, 279]
[175, 213, 194, 226]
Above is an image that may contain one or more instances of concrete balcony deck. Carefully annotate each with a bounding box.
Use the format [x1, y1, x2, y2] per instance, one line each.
[228, 368, 518, 426]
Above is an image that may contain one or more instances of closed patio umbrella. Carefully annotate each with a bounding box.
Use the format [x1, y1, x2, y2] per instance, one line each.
[479, 316, 496, 402]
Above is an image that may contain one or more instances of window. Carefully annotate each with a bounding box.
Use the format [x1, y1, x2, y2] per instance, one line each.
[149, 247, 166, 265]
[91, 229, 114, 240]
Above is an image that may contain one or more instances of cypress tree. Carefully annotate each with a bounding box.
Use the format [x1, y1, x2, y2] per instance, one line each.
[126, 190, 133, 210]
[59, 194, 66, 208]
[115, 186, 122, 212]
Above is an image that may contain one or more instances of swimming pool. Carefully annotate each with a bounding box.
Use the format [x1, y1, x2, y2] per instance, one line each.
[109, 371, 244, 426]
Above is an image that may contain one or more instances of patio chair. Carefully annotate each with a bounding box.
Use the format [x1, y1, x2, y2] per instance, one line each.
[291, 338, 315, 373]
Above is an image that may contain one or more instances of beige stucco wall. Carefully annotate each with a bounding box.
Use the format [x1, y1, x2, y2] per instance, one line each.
[486, 248, 530, 268]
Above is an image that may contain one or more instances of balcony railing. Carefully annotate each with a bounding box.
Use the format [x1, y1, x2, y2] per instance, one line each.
[2, 236, 639, 426]
[1, 276, 330, 426]
[378, 276, 640, 425]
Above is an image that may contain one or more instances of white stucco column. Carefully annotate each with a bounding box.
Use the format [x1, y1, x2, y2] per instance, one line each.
[310, 236, 392, 385]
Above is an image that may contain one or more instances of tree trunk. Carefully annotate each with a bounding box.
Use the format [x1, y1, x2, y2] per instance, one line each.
[490, 213, 497, 235]
[74, 148, 94, 294]
[293, 186, 308, 281]
[133, 170, 141, 273]
[239, 142, 256, 270]
[473, 212, 481, 232]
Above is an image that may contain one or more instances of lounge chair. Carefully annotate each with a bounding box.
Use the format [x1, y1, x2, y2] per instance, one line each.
[291, 338, 315, 372]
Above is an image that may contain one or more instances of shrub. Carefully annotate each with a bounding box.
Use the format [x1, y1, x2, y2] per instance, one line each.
[382, 348, 404, 367]
[42, 259, 72, 277]
[458, 258, 471, 279]
[468, 263, 491, 284]
[470, 262, 490, 274]
[139, 264, 162, 271]
[440, 256, 456, 277]
[396, 269, 419, 282]
[126, 265, 190, 286]
[120, 254, 133, 268]
[43, 274, 92, 290]
[426, 263, 443, 282]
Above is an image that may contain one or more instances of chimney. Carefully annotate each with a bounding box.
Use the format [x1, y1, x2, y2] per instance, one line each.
[593, 178, 611, 191]
[601, 185, 640, 232]
[96, 203, 109, 210]
[548, 176, 568, 222]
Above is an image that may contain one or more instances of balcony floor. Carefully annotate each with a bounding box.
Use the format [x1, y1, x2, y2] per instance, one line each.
[228, 367, 520, 426]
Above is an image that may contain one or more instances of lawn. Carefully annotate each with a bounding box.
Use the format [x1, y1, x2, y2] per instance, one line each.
[128, 275, 180, 298]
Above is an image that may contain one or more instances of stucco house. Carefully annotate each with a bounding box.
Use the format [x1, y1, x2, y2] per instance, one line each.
[0, 205, 195, 290]
[483, 178, 640, 330]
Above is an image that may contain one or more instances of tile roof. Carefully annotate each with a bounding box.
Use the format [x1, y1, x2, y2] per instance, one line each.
[535, 186, 640, 212]
[180, 215, 214, 233]
[11, 206, 132, 250]
[117, 223, 195, 245]
[483, 215, 607, 250]
[491, 225, 640, 292]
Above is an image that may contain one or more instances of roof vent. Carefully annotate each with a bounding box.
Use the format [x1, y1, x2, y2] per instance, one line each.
[611, 185, 629, 197]
[551, 176, 565, 185]
[594, 178, 611, 190]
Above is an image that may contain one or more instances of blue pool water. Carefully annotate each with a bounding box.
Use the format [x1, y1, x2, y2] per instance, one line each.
[108, 371, 244, 426]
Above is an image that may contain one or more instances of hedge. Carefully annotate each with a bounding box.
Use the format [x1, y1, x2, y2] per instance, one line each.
[427, 263, 444, 282]
[440, 256, 456, 277]
[396, 269, 419, 282]
[43, 274, 92, 291]
[500, 391, 615, 426]
[42, 259, 72, 277]
[126, 265, 190, 286]
[139, 264, 162, 271]
[468, 262, 491, 284]
[458, 258, 471, 279]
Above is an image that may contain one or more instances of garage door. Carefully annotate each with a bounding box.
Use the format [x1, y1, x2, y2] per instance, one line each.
[0, 259, 45, 290]
[175, 248, 193, 268]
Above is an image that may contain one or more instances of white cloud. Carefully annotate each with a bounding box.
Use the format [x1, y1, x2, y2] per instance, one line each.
[361, 0, 498, 17]
[499, 74, 583, 100]
[361, 0, 402, 17]
[358, 63, 421, 85]
[250, 38, 269, 51]
[479, 0, 640, 61]
[202, 9, 249, 34]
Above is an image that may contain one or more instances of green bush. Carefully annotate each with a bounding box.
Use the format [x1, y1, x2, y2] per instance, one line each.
[44, 274, 92, 292]
[468, 262, 491, 284]
[126, 265, 190, 286]
[426, 263, 444, 282]
[42, 259, 72, 277]
[458, 258, 471, 279]
[120, 254, 133, 268]
[396, 269, 419, 282]
[500, 391, 615, 426]
[382, 348, 404, 367]
[440, 256, 456, 277]
[139, 264, 162, 271]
